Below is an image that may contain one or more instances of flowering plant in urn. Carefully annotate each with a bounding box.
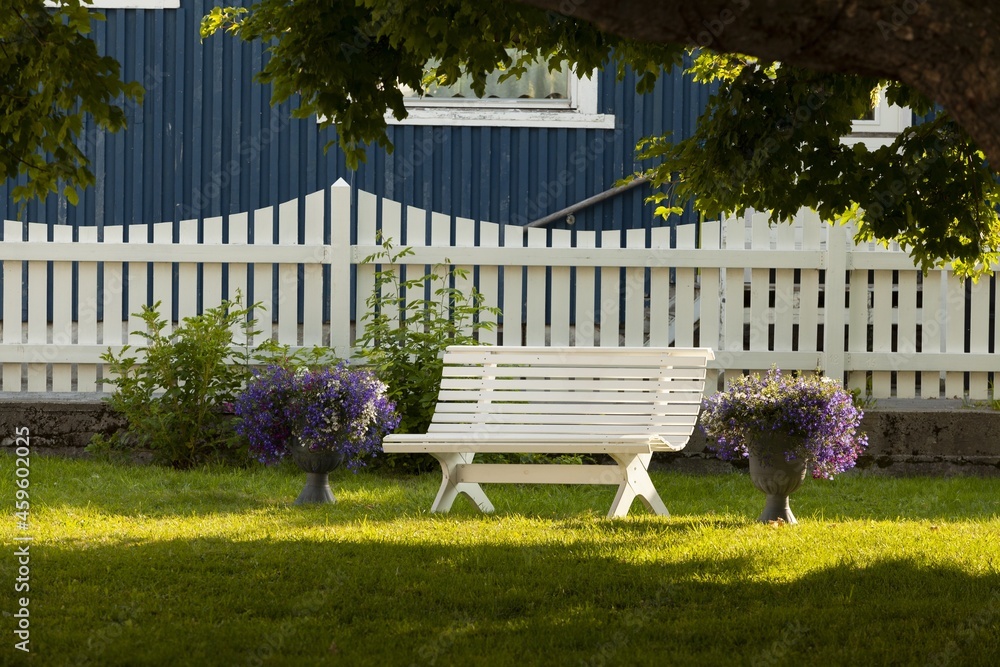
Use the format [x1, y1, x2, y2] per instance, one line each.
[699, 367, 868, 479]
[235, 362, 400, 470]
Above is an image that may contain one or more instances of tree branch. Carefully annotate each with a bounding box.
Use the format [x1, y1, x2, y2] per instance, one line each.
[516, 0, 1000, 167]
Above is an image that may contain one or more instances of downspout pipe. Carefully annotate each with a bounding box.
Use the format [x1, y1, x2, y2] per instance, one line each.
[524, 176, 650, 228]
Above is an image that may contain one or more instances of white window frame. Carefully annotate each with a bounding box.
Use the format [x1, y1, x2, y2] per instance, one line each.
[48, 1, 180, 8]
[387, 69, 615, 129]
[845, 91, 911, 148]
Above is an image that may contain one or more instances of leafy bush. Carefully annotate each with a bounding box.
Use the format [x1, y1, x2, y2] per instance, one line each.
[356, 239, 500, 471]
[90, 296, 283, 468]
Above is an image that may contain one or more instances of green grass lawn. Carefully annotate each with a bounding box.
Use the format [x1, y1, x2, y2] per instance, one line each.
[1, 456, 999, 666]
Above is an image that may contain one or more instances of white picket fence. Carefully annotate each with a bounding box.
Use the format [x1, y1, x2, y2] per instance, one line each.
[0, 178, 996, 397]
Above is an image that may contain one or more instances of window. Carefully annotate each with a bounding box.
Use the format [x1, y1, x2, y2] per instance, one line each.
[389, 56, 614, 129]
[845, 90, 911, 148]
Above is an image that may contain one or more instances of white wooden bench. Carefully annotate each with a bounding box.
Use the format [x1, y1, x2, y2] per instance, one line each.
[381, 345, 715, 518]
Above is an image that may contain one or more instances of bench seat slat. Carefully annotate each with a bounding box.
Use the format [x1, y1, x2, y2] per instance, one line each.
[444, 346, 715, 358]
[425, 424, 695, 435]
[381, 440, 660, 454]
[439, 378, 707, 392]
[435, 390, 705, 403]
[431, 402, 702, 416]
[431, 413, 699, 426]
[441, 366, 708, 380]
[440, 351, 712, 368]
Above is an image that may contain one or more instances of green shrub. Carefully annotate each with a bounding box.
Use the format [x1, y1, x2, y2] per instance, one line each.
[356, 239, 500, 472]
[91, 295, 284, 468]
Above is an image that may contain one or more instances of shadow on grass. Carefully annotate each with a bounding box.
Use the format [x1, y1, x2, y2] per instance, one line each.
[28, 536, 1000, 667]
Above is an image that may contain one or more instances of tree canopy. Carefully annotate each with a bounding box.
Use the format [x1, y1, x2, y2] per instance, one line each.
[0, 0, 142, 204]
[202, 0, 1000, 276]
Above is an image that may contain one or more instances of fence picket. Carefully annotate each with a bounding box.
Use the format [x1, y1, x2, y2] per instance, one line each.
[797, 212, 821, 356]
[402, 205, 427, 349]
[77, 226, 98, 392]
[126, 225, 149, 371]
[303, 191, 324, 346]
[773, 222, 795, 353]
[969, 278, 990, 399]
[176, 220, 197, 323]
[101, 226, 125, 390]
[550, 228, 572, 346]
[430, 212, 452, 345]
[525, 227, 547, 345]
[698, 220, 722, 393]
[277, 200, 298, 347]
[847, 258, 868, 395]
[749, 213, 770, 354]
[27, 224, 46, 391]
[574, 230, 597, 346]
[647, 227, 670, 346]
[2, 221, 22, 391]
[203, 216, 223, 311]
[674, 225, 696, 347]
[355, 192, 377, 347]
[152, 222, 172, 332]
[381, 199, 403, 336]
[454, 216, 476, 339]
[227, 213, 250, 339]
[945, 273, 965, 398]
[723, 217, 744, 385]
[252, 207, 275, 343]
[502, 225, 525, 346]
[330, 181, 352, 354]
[871, 267, 893, 396]
[920, 272, 943, 398]
[624, 229, 646, 347]
[600, 230, 621, 347]
[51, 226, 73, 391]
[896, 271, 918, 398]
[477, 221, 500, 345]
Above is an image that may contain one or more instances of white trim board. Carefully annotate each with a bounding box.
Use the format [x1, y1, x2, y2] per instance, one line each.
[47, 1, 180, 8]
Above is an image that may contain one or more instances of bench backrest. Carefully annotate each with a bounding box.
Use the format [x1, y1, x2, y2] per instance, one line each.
[429, 346, 715, 449]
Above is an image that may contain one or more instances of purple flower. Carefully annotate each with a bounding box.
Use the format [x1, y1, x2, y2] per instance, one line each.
[699, 368, 869, 479]
[234, 363, 400, 470]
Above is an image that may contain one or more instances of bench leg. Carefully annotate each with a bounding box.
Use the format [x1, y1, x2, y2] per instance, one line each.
[429, 453, 495, 513]
[607, 453, 669, 518]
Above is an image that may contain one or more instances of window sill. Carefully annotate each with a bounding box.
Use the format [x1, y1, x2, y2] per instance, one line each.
[47, 1, 180, 7]
[386, 108, 616, 129]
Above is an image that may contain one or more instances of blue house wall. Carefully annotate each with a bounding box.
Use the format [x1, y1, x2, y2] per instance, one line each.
[1, 2, 713, 233]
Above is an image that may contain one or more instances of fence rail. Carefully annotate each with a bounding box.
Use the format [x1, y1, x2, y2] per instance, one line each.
[1, 179, 997, 398]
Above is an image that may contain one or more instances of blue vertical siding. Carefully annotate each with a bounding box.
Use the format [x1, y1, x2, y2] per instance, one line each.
[1, 3, 714, 233]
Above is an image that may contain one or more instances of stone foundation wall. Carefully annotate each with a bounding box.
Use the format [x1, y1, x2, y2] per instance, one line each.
[667, 399, 1000, 477]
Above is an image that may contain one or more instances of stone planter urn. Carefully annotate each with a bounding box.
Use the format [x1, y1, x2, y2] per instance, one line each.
[288, 439, 345, 505]
[747, 432, 809, 524]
